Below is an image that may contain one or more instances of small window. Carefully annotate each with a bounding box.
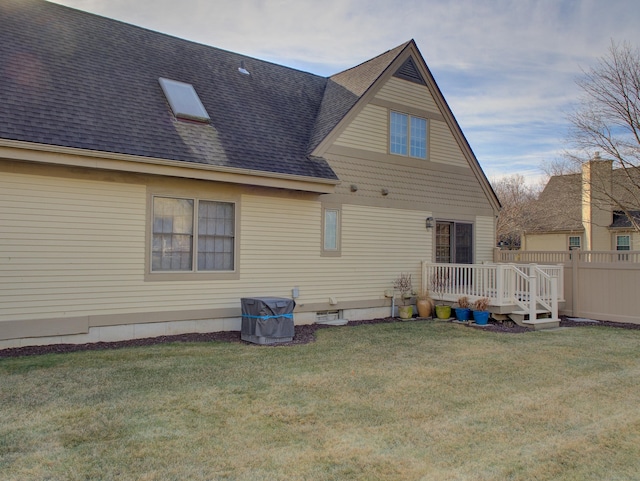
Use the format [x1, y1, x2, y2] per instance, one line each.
[152, 196, 235, 272]
[390, 111, 427, 159]
[568, 236, 581, 250]
[616, 235, 631, 251]
[321, 205, 341, 256]
[158, 78, 210, 122]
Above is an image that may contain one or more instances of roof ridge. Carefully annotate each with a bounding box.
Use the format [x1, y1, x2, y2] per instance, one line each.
[306, 41, 412, 152]
[330, 41, 412, 81]
[39, 0, 326, 79]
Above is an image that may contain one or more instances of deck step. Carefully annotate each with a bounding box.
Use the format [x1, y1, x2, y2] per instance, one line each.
[508, 310, 559, 330]
[522, 318, 560, 330]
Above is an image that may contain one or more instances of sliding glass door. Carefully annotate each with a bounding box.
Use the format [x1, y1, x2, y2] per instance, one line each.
[435, 221, 473, 264]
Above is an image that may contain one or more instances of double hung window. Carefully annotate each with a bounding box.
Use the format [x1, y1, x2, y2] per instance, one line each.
[152, 196, 235, 272]
[568, 236, 581, 250]
[616, 235, 630, 251]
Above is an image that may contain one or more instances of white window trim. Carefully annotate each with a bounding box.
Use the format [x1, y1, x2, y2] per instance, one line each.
[568, 236, 581, 250]
[616, 234, 631, 251]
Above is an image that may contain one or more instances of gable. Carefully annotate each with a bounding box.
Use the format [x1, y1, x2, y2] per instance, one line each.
[375, 77, 438, 112]
[316, 46, 499, 216]
[332, 74, 471, 171]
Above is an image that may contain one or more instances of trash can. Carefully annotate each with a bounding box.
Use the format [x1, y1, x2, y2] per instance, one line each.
[241, 297, 296, 345]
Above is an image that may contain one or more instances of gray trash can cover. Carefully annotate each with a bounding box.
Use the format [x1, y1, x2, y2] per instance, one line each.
[241, 297, 295, 338]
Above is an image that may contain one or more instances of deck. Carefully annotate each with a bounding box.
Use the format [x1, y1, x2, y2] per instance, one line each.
[421, 262, 564, 329]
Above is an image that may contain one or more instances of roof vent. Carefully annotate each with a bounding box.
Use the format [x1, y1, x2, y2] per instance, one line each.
[393, 57, 426, 86]
[158, 77, 210, 122]
[238, 60, 250, 76]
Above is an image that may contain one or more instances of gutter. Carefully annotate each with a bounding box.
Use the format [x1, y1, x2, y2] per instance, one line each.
[0, 139, 340, 194]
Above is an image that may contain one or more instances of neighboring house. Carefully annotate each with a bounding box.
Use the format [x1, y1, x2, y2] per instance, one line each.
[0, 0, 500, 347]
[522, 155, 640, 251]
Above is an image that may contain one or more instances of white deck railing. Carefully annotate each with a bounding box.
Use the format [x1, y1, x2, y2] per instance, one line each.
[421, 262, 563, 320]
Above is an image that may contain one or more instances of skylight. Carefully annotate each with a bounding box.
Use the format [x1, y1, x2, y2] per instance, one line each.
[158, 78, 210, 122]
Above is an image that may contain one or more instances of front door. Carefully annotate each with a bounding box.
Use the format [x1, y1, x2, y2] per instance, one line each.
[435, 221, 473, 264]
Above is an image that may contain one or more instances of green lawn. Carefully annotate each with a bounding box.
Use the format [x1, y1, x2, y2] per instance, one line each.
[1, 321, 640, 480]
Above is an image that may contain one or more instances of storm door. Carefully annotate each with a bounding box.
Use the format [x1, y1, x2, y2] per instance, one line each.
[435, 221, 473, 264]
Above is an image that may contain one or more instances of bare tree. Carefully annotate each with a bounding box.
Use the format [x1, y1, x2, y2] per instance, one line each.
[566, 40, 640, 231]
[540, 157, 578, 178]
[492, 174, 538, 249]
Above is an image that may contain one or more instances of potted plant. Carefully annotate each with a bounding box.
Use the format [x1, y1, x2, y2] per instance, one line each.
[472, 297, 491, 325]
[416, 288, 434, 318]
[393, 273, 413, 320]
[431, 270, 451, 319]
[454, 296, 472, 322]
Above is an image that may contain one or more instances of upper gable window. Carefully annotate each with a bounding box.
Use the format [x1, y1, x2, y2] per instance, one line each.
[158, 78, 210, 122]
[390, 111, 427, 159]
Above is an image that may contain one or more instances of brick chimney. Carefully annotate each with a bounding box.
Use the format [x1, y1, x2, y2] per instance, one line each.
[581, 152, 613, 250]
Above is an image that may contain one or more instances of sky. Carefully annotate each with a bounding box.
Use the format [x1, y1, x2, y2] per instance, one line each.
[49, 0, 640, 185]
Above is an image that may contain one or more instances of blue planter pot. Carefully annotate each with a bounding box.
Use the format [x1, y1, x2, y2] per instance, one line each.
[454, 307, 471, 321]
[473, 310, 490, 325]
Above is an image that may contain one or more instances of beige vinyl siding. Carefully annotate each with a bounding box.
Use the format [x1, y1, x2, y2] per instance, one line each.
[318, 204, 432, 302]
[239, 195, 319, 292]
[241, 198, 431, 304]
[0, 172, 146, 321]
[334, 104, 388, 153]
[0, 171, 433, 326]
[523, 233, 573, 251]
[375, 77, 438, 113]
[431, 120, 469, 168]
[475, 216, 495, 262]
[324, 151, 493, 215]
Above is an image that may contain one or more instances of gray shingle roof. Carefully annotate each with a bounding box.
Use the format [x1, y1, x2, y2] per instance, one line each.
[1, 0, 412, 182]
[527, 173, 584, 232]
[308, 42, 409, 152]
[528, 167, 640, 232]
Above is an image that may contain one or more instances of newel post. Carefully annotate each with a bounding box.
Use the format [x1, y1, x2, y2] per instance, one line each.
[528, 270, 537, 321]
[551, 276, 558, 320]
[496, 264, 505, 305]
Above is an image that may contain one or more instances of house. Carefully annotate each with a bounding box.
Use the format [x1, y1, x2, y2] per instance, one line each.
[522, 154, 640, 252]
[0, 0, 500, 348]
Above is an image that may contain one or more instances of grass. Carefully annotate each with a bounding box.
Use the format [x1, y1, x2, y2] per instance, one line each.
[1, 321, 640, 480]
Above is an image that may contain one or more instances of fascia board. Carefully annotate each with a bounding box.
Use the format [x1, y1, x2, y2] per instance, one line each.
[0, 139, 338, 194]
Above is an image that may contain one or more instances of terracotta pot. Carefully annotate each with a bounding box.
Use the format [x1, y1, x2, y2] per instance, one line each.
[417, 298, 434, 318]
